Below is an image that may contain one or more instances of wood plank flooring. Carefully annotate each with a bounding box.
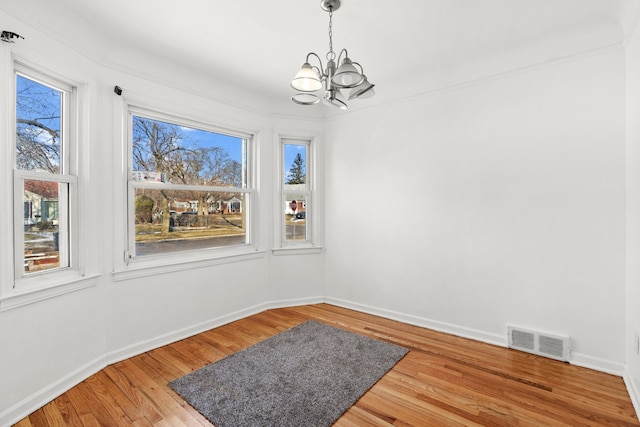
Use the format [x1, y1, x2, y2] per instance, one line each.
[13, 304, 640, 426]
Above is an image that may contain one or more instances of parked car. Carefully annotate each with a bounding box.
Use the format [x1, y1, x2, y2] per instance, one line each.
[295, 211, 306, 220]
[178, 211, 198, 226]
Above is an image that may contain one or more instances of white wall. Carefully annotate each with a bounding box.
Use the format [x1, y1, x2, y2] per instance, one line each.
[324, 48, 627, 371]
[0, 8, 324, 425]
[625, 16, 640, 413]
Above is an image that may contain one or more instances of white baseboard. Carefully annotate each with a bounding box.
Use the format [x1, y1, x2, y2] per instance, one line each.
[0, 295, 325, 426]
[105, 301, 273, 365]
[571, 352, 625, 376]
[266, 295, 326, 310]
[0, 355, 106, 427]
[325, 296, 628, 377]
[107, 296, 324, 366]
[325, 296, 506, 348]
[624, 368, 640, 422]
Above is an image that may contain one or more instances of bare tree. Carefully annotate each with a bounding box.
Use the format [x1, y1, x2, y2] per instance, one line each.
[132, 117, 243, 233]
[16, 76, 61, 173]
[133, 118, 187, 182]
[197, 148, 242, 215]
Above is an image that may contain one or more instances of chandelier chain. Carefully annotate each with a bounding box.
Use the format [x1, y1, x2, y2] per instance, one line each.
[327, 8, 335, 61]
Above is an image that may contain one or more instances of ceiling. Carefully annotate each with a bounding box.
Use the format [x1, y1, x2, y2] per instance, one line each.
[4, 0, 640, 117]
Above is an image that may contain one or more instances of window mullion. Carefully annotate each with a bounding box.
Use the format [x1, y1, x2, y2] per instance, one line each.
[15, 170, 76, 183]
[131, 181, 250, 194]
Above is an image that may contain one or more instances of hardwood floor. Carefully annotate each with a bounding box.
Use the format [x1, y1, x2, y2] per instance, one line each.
[14, 304, 640, 426]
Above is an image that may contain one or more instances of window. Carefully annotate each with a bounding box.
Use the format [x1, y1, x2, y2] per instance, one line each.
[127, 111, 253, 260]
[14, 66, 77, 281]
[281, 138, 312, 246]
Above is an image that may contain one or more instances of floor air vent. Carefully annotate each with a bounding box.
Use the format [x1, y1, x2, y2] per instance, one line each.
[507, 326, 570, 362]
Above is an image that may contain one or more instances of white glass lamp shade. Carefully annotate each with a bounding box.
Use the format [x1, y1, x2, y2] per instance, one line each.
[331, 57, 364, 88]
[291, 63, 322, 92]
[348, 76, 375, 100]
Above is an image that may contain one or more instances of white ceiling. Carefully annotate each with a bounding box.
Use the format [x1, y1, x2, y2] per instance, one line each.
[4, 0, 640, 116]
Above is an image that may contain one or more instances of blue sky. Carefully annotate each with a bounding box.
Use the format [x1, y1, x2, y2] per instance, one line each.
[179, 125, 307, 179]
[284, 143, 306, 179]
[179, 127, 244, 163]
[16, 74, 62, 169]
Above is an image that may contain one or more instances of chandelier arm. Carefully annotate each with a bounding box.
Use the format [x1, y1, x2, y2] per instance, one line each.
[305, 52, 326, 77]
[336, 48, 349, 65]
[350, 61, 365, 74]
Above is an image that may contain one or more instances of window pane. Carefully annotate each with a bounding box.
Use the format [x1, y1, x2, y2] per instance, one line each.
[23, 179, 69, 273]
[284, 193, 307, 241]
[284, 143, 307, 189]
[16, 75, 63, 173]
[132, 116, 246, 187]
[134, 188, 247, 256]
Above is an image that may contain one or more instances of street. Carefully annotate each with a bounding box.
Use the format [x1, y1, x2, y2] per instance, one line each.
[136, 234, 246, 256]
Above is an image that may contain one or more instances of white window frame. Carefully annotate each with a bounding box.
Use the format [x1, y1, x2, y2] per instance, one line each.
[273, 135, 322, 255]
[116, 104, 261, 278]
[0, 61, 98, 311]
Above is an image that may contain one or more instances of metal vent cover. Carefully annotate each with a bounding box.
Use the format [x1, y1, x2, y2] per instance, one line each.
[511, 329, 535, 351]
[507, 325, 570, 362]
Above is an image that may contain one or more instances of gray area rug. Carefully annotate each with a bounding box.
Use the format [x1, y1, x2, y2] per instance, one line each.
[169, 320, 408, 427]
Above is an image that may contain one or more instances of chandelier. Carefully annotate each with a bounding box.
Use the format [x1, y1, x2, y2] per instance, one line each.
[290, 0, 375, 109]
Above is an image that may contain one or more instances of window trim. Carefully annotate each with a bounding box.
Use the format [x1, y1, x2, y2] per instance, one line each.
[118, 103, 261, 272]
[273, 133, 322, 254]
[0, 58, 99, 311]
[12, 65, 81, 288]
[281, 138, 312, 246]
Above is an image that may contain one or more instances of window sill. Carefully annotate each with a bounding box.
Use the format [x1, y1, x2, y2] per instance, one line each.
[0, 271, 101, 312]
[272, 246, 324, 256]
[112, 247, 266, 282]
